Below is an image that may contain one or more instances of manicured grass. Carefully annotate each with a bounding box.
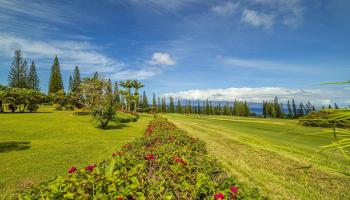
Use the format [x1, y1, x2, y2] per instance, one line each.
[0, 106, 152, 198]
[164, 114, 350, 200]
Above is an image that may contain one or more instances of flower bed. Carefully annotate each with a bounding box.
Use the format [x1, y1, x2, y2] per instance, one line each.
[18, 117, 263, 199]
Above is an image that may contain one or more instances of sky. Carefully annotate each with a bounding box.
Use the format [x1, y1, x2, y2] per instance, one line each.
[0, 0, 349, 106]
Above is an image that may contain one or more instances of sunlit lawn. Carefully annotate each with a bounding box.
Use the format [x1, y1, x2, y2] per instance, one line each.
[0, 106, 152, 197]
[165, 114, 350, 200]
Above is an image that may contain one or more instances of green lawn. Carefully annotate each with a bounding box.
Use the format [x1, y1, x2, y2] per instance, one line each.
[0, 106, 152, 198]
[164, 114, 350, 200]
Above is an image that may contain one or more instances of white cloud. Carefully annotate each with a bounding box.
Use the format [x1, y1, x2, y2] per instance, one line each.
[0, 33, 123, 73]
[212, 1, 239, 16]
[162, 87, 349, 106]
[241, 9, 274, 29]
[148, 52, 176, 65]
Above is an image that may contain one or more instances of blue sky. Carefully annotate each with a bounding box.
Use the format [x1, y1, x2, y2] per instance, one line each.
[0, 0, 349, 105]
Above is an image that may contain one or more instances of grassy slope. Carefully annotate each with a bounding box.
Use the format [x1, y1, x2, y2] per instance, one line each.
[165, 114, 350, 200]
[0, 106, 152, 197]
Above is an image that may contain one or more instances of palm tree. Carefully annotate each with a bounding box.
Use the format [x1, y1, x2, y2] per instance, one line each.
[0, 90, 17, 112]
[119, 80, 133, 112]
[131, 80, 144, 112]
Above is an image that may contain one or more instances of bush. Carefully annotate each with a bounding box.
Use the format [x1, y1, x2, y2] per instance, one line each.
[17, 117, 263, 199]
[27, 102, 39, 112]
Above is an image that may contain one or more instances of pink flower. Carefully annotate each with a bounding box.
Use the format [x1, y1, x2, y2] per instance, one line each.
[231, 186, 238, 195]
[85, 164, 96, 171]
[214, 192, 224, 200]
[68, 166, 77, 173]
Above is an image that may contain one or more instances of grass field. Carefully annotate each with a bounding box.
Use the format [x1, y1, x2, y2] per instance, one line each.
[0, 106, 152, 198]
[164, 114, 350, 200]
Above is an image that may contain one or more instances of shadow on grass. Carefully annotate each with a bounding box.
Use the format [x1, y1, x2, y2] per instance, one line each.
[0, 112, 52, 114]
[0, 141, 31, 153]
[104, 124, 129, 130]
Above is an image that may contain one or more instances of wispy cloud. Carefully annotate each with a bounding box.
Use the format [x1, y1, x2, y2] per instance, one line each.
[212, 1, 239, 16]
[0, 33, 123, 73]
[162, 86, 349, 106]
[241, 9, 274, 29]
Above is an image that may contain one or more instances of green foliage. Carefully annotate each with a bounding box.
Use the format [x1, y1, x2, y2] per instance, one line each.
[81, 78, 116, 129]
[48, 56, 64, 94]
[27, 60, 40, 91]
[0, 87, 43, 113]
[18, 117, 263, 199]
[72, 66, 81, 92]
[8, 49, 28, 88]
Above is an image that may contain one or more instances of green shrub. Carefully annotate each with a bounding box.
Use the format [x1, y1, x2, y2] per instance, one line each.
[73, 109, 90, 116]
[17, 117, 263, 199]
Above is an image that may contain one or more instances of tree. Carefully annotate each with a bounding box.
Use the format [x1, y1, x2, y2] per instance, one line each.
[68, 75, 73, 92]
[298, 103, 305, 116]
[114, 81, 121, 104]
[119, 80, 133, 112]
[169, 97, 175, 113]
[152, 93, 157, 112]
[72, 66, 81, 92]
[48, 56, 64, 94]
[161, 97, 166, 113]
[81, 77, 116, 129]
[8, 49, 27, 88]
[131, 80, 144, 112]
[177, 99, 182, 113]
[287, 100, 293, 118]
[142, 91, 149, 109]
[292, 99, 297, 118]
[27, 60, 40, 90]
[334, 103, 339, 109]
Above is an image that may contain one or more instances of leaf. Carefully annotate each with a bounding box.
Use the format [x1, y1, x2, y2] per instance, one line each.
[105, 158, 116, 179]
[63, 192, 74, 199]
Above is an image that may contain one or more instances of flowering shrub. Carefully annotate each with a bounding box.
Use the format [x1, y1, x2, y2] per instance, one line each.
[17, 117, 264, 199]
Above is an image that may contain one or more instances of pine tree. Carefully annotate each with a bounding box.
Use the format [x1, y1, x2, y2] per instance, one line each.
[287, 100, 293, 118]
[152, 93, 156, 111]
[142, 91, 149, 108]
[334, 103, 339, 109]
[157, 97, 161, 112]
[197, 100, 201, 114]
[161, 97, 166, 113]
[292, 99, 297, 118]
[169, 97, 175, 113]
[27, 60, 40, 90]
[299, 103, 305, 116]
[177, 99, 182, 113]
[48, 56, 64, 94]
[8, 49, 27, 88]
[68, 75, 73, 92]
[72, 66, 81, 92]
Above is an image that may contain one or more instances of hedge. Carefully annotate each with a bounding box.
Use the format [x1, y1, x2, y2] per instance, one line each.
[17, 117, 264, 199]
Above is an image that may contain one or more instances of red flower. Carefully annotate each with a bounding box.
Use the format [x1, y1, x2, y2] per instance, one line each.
[214, 192, 224, 200]
[173, 156, 187, 166]
[85, 164, 96, 171]
[145, 153, 155, 161]
[117, 198, 123, 200]
[113, 152, 124, 157]
[68, 166, 77, 173]
[231, 186, 238, 195]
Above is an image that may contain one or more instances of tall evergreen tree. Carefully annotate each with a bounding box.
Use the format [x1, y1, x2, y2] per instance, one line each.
[27, 60, 40, 90]
[142, 91, 149, 108]
[48, 56, 64, 94]
[68, 75, 73, 92]
[287, 100, 293, 118]
[169, 97, 175, 113]
[334, 103, 339, 109]
[161, 97, 166, 113]
[298, 103, 305, 116]
[8, 49, 27, 88]
[197, 100, 201, 114]
[72, 66, 81, 92]
[157, 97, 161, 112]
[152, 93, 157, 111]
[292, 99, 297, 118]
[177, 99, 182, 113]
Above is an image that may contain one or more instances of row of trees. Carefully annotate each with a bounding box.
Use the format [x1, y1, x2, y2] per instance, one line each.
[8, 49, 40, 90]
